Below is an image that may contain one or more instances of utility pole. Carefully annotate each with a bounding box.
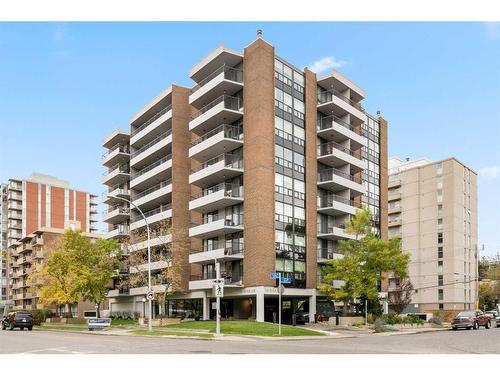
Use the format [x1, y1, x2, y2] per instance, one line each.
[278, 272, 282, 336]
[215, 261, 221, 336]
[365, 299, 368, 326]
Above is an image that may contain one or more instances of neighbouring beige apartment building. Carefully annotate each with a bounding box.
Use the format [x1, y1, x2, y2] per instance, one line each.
[102, 33, 388, 322]
[388, 157, 478, 313]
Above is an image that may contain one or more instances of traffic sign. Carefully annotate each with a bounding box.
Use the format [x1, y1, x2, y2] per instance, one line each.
[146, 290, 154, 300]
[213, 283, 224, 297]
[271, 272, 281, 279]
[281, 277, 292, 284]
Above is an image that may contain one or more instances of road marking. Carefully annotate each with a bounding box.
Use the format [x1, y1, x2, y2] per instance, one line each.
[19, 346, 95, 354]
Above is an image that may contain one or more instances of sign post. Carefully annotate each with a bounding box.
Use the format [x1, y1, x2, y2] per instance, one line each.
[271, 272, 291, 336]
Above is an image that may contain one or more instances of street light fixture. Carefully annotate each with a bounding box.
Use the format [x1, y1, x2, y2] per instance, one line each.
[107, 194, 153, 332]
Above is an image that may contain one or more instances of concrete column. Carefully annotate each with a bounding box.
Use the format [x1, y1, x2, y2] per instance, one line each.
[202, 291, 210, 320]
[309, 290, 317, 323]
[256, 287, 265, 322]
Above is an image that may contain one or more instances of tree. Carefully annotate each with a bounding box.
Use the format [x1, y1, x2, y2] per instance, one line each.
[29, 243, 79, 318]
[479, 283, 498, 311]
[30, 230, 122, 317]
[118, 219, 185, 316]
[319, 208, 410, 315]
[388, 279, 414, 314]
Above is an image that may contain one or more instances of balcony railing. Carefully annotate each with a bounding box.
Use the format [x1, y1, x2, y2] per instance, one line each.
[190, 152, 243, 174]
[317, 221, 348, 233]
[102, 143, 130, 159]
[103, 206, 130, 215]
[317, 114, 362, 135]
[132, 104, 172, 136]
[190, 123, 243, 147]
[131, 154, 172, 178]
[191, 95, 242, 121]
[109, 224, 130, 235]
[190, 182, 243, 201]
[317, 89, 364, 112]
[131, 130, 172, 158]
[190, 243, 244, 256]
[102, 163, 130, 178]
[318, 168, 362, 184]
[317, 141, 360, 159]
[318, 193, 361, 209]
[193, 213, 243, 227]
[191, 65, 243, 93]
[132, 179, 172, 201]
[318, 248, 342, 260]
[190, 271, 243, 284]
[131, 203, 172, 223]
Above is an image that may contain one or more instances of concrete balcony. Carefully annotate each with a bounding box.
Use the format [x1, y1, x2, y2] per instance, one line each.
[189, 273, 244, 291]
[105, 225, 130, 240]
[189, 246, 244, 265]
[129, 260, 170, 274]
[189, 183, 243, 213]
[317, 223, 356, 241]
[18, 256, 32, 266]
[388, 192, 402, 201]
[189, 95, 243, 135]
[189, 215, 243, 239]
[189, 124, 243, 161]
[102, 129, 130, 149]
[317, 248, 343, 263]
[189, 66, 243, 107]
[130, 105, 172, 146]
[388, 178, 402, 188]
[130, 131, 172, 169]
[102, 164, 130, 186]
[189, 153, 243, 188]
[318, 168, 365, 194]
[132, 180, 172, 211]
[130, 204, 172, 231]
[102, 186, 130, 205]
[130, 155, 172, 190]
[317, 90, 366, 122]
[128, 234, 172, 252]
[102, 206, 130, 225]
[388, 205, 402, 214]
[317, 115, 366, 147]
[317, 141, 365, 172]
[388, 219, 402, 227]
[317, 194, 360, 216]
[102, 144, 130, 168]
[190, 45, 243, 84]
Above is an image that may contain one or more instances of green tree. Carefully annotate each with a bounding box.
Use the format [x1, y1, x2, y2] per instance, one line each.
[320, 208, 410, 315]
[31, 230, 122, 317]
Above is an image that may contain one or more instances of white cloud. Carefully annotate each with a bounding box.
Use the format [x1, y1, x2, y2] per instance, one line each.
[307, 56, 346, 74]
[479, 165, 500, 179]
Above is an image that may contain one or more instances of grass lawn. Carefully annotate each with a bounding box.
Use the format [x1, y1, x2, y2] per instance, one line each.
[35, 325, 89, 332]
[130, 330, 213, 339]
[166, 320, 324, 337]
[111, 319, 139, 327]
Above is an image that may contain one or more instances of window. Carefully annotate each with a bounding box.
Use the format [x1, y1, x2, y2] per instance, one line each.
[439, 303, 444, 310]
[437, 218, 443, 231]
[438, 289, 444, 301]
[438, 260, 443, 273]
[438, 275, 443, 286]
[437, 189, 443, 203]
[437, 204, 443, 217]
[438, 246, 443, 258]
[438, 232, 443, 244]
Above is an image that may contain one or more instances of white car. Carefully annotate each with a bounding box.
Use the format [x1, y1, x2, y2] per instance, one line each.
[484, 311, 500, 327]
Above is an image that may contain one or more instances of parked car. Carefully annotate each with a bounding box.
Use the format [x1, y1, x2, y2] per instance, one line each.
[451, 310, 491, 330]
[484, 310, 500, 327]
[1, 312, 34, 331]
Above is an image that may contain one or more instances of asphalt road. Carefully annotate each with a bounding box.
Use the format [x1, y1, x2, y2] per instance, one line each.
[1, 327, 499, 354]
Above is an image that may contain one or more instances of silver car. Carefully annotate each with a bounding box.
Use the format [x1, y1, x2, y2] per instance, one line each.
[484, 311, 500, 327]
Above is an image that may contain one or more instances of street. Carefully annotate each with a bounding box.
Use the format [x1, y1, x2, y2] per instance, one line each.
[0, 327, 499, 354]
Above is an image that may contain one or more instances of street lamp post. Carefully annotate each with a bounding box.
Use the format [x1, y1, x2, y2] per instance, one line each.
[107, 194, 153, 332]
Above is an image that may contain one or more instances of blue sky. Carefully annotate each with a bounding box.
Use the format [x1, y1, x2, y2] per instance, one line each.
[0, 22, 499, 257]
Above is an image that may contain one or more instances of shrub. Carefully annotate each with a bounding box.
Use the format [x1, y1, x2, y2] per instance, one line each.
[367, 313, 375, 324]
[429, 317, 442, 326]
[383, 313, 402, 325]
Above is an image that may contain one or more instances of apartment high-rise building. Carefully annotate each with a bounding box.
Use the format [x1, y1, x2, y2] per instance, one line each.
[9, 226, 101, 313]
[103, 35, 388, 322]
[387, 157, 478, 313]
[0, 184, 7, 309]
[3, 173, 98, 306]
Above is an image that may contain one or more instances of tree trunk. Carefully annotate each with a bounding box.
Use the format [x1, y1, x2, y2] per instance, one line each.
[96, 301, 101, 318]
[65, 303, 71, 319]
[343, 300, 348, 316]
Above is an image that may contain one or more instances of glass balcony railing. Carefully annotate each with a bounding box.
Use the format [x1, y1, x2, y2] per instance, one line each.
[317, 114, 362, 135]
[318, 168, 362, 184]
[317, 89, 364, 112]
[131, 203, 172, 223]
[317, 221, 348, 234]
[132, 104, 173, 136]
[318, 193, 362, 209]
[192, 213, 243, 227]
[190, 243, 244, 256]
[191, 95, 242, 121]
[190, 152, 243, 174]
[132, 179, 172, 201]
[131, 129, 172, 158]
[190, 182, 243, 201]
[190, 123, 243, 147]
[191, 65, 243, 94]
[317, 141, 360, 159]
[131, 154, 172, 179]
